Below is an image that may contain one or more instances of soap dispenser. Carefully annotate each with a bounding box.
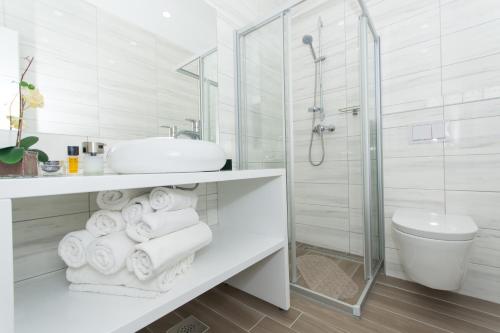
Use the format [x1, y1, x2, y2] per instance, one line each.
[82, 141, 105, 175]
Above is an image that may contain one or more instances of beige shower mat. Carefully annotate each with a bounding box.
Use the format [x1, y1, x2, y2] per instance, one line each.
[297, 254, 360, 300]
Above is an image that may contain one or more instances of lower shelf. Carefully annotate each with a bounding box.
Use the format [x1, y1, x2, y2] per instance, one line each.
[14, 227, 286, 333]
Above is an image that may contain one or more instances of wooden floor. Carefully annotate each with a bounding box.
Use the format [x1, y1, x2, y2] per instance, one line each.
[138, 274, 500, 333]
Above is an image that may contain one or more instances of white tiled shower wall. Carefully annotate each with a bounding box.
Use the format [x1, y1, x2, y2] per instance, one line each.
[0, 0, 218, 281]
[291, 0, 365, 256]
[373, 0, 500, 303]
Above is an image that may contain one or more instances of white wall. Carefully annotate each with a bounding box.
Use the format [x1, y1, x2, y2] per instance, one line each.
[372, 0, 500, 303]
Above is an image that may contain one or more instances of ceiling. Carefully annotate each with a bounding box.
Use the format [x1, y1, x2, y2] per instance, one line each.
[85, 0, 217, 55]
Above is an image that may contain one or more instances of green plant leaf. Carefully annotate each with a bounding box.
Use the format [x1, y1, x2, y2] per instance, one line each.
[0, 147, 25, 164]
[28, 83, 35, 90]
[20, 81, 29, 87]
[19, 136, 39, 149]
[28, 149, 49, 163]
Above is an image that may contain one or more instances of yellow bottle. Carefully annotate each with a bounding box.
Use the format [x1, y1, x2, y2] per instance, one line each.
[67, 146, 79, 175]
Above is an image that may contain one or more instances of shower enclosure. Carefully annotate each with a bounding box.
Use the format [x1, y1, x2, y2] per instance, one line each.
[235, 0, 383, 315]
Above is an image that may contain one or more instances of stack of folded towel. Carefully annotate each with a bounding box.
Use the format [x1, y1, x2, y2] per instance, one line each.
[57, 187, 211, 298]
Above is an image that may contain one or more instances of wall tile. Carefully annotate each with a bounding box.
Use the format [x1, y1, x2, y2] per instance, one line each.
[349, 232, 363, 256]
[295, 223, 349, 253]
[445, 116, 500, 155]
[440, 0, 500, 34]
[444, 98, 500, 121]
[382, 38, 440, 80]
[383, 126, 443, 157]
[382, 68, 442, 114]
[13, 212, 88, 281]
[459, 263, 500, 303]
[12, 193, 89, 222]
[470, 229, 500, 268]
[382, 107, 443, 128]
[294, 136, 348, 162]
[442, 53, 500, 104]
[445, 154, 500, 191]
[378, 7, 440, 53]
[384, 187, 445, 218]
[442, 20, 500, 66]
[368, 0, 438, 29]
[295, 203, 349, 231]
[446, 190, 500, 230]
[384, 156, 444, 190]
[294, 160, 348, 184]
[295, 182, 348, 207]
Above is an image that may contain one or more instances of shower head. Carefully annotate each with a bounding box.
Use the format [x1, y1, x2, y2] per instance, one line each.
[302, 34, 313, 45]
[302, 34, 317, 61]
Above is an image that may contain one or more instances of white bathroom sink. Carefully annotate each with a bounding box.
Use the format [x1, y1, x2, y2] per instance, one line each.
[107, 137, 226, 174]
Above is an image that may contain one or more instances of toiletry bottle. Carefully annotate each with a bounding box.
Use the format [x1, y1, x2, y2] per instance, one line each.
[67, 146, 79, 175]
[82, 142, 105, 175]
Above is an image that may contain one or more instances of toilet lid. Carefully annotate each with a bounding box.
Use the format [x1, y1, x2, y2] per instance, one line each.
[392, 209, 478, 241]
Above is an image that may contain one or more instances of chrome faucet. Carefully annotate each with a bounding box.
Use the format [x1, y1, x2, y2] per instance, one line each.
[175, 118, 201, 140]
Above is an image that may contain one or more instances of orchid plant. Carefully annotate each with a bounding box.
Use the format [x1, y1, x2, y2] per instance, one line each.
[0, 56, 49, 165]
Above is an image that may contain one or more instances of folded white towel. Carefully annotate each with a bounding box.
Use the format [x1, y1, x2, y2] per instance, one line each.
[149, 187, 198, 211]
[57, 230, 95, 268]
[126, 208, 199, 243]
[129, 222, 212, 281]
[86, 210, 126, 237]
[69, 283, 160, 299]
[66, 265, 133, 286]
[121, 194, 154, 225]
[67, 255, 194, 296]
[87, 231, 136, 275]
[96, 188, 148, 211]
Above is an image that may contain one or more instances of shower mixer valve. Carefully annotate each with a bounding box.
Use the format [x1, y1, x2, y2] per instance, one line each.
[308, 106, 323, 113]
[312, 124, 335, 134]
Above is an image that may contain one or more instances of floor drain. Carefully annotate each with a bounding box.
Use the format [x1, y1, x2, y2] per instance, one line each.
[166, 315, 209, 333]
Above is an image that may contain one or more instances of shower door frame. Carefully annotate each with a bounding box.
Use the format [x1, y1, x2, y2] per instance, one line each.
[234, 0, 384, 317]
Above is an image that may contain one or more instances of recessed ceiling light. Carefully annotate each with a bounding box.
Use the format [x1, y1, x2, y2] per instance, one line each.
[162, 11, 171, 18]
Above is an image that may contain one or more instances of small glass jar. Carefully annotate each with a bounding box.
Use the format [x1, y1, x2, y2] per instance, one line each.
[67, 146, 79, 175]
[40, 160, 65, 176]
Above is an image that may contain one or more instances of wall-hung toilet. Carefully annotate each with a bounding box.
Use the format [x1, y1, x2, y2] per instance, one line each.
[392, 209, 478, 291]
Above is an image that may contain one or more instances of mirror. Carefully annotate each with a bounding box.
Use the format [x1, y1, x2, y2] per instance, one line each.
[177, 49, 218, 142]
[0, 0, 218, 142]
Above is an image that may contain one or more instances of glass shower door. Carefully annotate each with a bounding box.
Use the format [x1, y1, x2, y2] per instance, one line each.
[360, 15, 383, 280]
[236, 15, 286, 169]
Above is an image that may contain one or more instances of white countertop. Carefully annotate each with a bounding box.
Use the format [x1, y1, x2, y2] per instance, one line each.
[0, 169, 285, 199]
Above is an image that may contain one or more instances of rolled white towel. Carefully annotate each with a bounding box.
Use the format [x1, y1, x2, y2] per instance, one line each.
[96, 188, 149, 211]
[58, 230, 95, 268]
[121, 194, 153, 225]
[128, 222, 212, 281]
[87, 231, 136, 275]
[149, 187, 198, 211]
[67, 255, 194, 296]
[126, 208, 199, 243]
[128, 254, 194, 291]
[86, 210, 125, 237]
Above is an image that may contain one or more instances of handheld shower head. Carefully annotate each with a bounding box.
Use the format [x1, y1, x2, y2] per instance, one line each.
[302, 34, 313, 45]
[302, 34, 317, 61]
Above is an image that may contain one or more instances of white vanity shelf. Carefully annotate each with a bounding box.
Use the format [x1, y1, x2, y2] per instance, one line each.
[0, 169, 290, 333]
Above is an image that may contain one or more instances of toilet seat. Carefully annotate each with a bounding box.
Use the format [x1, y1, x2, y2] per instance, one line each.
[392, 209, 477, 241]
